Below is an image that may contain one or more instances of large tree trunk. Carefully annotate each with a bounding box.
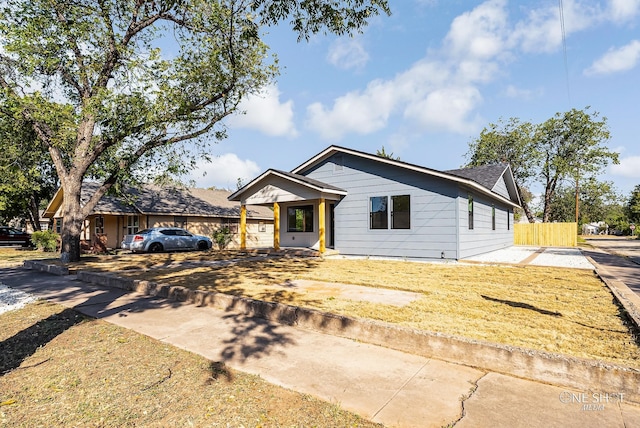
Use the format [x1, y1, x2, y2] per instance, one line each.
[60, 179, 84, 263]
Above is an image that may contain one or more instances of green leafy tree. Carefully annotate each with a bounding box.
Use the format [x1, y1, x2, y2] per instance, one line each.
[0, 93, 62, 230]
[0, 0, 390, 261]
[626, 185, 640, 225]
[467, 109, 618, 224]
[466, 117, 538, 222]
[535, 107, 618, 222]
[548, 178, 621, 225]
[376, 145, 400, 160]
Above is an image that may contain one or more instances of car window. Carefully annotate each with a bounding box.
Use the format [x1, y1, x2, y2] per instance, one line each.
[160, 230, 176, 236]
[136, 229, 151, 234]
[176, 230, 192, 236]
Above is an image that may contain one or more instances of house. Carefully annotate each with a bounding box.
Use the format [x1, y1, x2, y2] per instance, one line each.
[229, 145, 521, 260]
[43, 182, 274, 250]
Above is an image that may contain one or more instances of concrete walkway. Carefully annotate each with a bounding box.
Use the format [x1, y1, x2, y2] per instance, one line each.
[2, 248, 640, 426]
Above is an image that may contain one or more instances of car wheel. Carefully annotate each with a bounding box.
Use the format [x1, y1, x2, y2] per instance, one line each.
[148, 243, 163, 253]
[197, 240, 209, 251]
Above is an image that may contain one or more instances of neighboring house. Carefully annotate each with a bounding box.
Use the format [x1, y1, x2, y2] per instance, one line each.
[43, 183, 273, 250]
[229, 145, 521, 260]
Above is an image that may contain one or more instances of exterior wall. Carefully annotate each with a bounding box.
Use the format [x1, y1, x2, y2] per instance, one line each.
[279, 200, 322, 249]
[457, 189, 514, 259]
[302, 154, 460, 259]
[74, 214, 272, 249]
[492, 176, 510, 199]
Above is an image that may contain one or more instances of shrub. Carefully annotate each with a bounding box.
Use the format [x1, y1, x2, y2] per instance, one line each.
[31, 230, 59, 252]
[212, 226, 233, 250]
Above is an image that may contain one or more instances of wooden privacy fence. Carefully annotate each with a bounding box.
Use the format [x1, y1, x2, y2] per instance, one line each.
[514, 222, 577, 247]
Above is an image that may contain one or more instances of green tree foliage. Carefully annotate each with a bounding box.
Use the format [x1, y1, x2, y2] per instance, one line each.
[535, 108, 618, 222]
[0, 0, 390, 261]
[548, 178, 621, 225]
[0, 93, 62, 229]
[376, 145, 400, 160]
[466, 117, 538, 222]
[626, 185, 640, 224]
[467, 108, 618, 223]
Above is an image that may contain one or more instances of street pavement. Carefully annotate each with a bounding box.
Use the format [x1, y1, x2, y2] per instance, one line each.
[2, 242, 640, 427]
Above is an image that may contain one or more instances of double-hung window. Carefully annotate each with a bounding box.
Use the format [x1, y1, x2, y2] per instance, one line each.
[391, 195, 410, 229]
[95, 216, 104, 234]
[127, 215, 139, 235]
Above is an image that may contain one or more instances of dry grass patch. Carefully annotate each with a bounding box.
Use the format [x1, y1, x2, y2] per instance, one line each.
[0, 301, 379, 427]
[113, 257, 640, 367]
[0, 248, 56, 268]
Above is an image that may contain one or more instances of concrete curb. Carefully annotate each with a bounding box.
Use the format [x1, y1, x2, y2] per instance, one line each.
[585, 255, 640, 332]
[77, 270, 640, 405]
[23, 260, 71, 276]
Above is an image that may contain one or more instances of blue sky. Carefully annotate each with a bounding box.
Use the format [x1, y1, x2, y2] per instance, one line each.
[188, 0, 640, 201]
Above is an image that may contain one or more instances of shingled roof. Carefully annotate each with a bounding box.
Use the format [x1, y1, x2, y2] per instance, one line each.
[444, 163, 511, 191]
[76, 182, 273, 219]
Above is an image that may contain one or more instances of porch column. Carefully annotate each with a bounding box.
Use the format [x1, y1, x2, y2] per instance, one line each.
[240, 204, 247, 250]
[273, 202, 280, 250]
[318, 198, 326, 254]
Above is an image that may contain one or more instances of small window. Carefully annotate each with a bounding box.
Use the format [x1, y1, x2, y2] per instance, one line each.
[222, 218, 239, 234]
[391, 195, 410, 229]
[174, 216, 187, 228]
[55, 219, 62, 234]
[287, 205, 314, 232]
[258, 221, 266, 233]
[492, 206, 496, 231]
[370, 196, 388, 229]
[95, 216, 104, 234]
[127, 215, 139, 235]
[507, 209, 511, 230]
[468, 195, 474, 230]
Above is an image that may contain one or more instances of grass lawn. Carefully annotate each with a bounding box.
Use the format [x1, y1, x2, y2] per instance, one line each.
[0, 248, 57, 268]
[4, 248, 640, 368]
[71, 253, 640, 368]
[0, 300, 379, 427]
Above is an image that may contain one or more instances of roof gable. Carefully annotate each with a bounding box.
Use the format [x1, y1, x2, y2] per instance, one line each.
[292, 146, 521, 207]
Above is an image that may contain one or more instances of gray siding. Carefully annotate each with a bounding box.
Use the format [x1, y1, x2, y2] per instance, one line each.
[304, 154, 460, 259]
[492, 176, 510, 200]
[457, 189, 514, 259]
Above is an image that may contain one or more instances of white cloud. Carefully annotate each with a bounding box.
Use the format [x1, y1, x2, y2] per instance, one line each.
[608, 0, 640, 22]
[188, 153, 261, 189]
[584, 40, 640, 76]
[444, 0, 508, 60]
[610, 155, 640, 178]
[503, 84, 542, 100]
[327, 38, 370, 70]
[304, 0, 637, 142]
[226, 84, 298, 137]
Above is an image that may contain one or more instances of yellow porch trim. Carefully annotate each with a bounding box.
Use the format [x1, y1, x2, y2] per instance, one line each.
[240, 204, 247, 249]
[318, 198, 326, 254]
[273, 202, 280, 250]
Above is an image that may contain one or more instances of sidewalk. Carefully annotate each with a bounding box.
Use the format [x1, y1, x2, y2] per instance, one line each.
[3, 266, 640, 427]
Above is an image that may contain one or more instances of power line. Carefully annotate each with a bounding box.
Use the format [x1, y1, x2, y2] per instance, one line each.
[558, 0, 571, 103]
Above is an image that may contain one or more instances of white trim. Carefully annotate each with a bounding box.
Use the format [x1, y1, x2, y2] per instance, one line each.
[292, 146, 520, 209]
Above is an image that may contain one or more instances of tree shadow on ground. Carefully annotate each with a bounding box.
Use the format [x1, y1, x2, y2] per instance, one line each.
[0, 308, 86, 375]
[481, 295, 562, 317]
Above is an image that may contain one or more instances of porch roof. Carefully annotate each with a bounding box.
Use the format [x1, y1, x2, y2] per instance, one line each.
[228, 169, 347, 205]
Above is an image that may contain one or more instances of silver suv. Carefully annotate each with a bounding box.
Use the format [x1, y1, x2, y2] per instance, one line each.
[121, 227, 212, 253]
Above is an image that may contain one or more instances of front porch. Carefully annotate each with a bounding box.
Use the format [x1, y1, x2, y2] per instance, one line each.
[229, 169, 347, 254]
